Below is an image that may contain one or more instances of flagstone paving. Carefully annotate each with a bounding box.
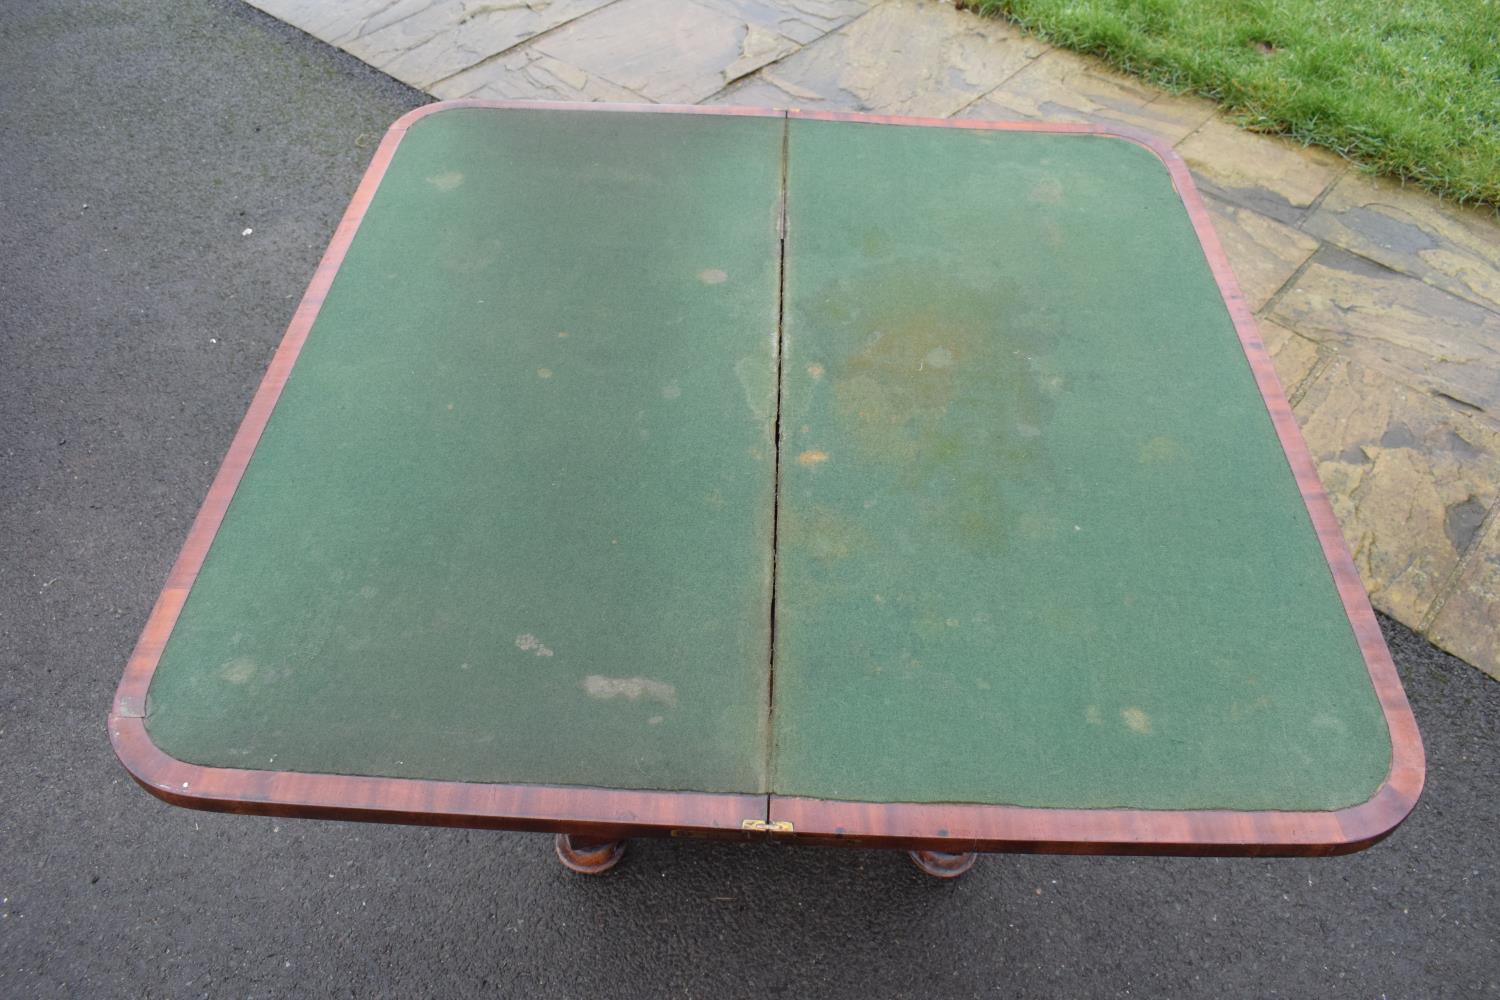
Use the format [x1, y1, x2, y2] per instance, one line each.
[248, 0, 1500, 679]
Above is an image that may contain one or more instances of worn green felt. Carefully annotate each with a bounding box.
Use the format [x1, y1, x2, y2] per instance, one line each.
[146, 110, 1393, 812]
[769, 119, 1391, 811]
[145, 108, 783, 793]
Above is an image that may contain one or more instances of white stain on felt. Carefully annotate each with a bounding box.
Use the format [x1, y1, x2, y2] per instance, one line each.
[698, 268, 728, 285]
[426, 171, 464, 192]
[581, 675, 677, 707]
[662, 382, 682, 400]
[923, 347, 954, 369]
[734, 356, 772, 421]
[515, 634, 554, 658]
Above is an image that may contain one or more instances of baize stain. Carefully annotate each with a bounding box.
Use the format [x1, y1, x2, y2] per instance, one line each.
[922, 347, 954, 370]
[1122, 707, 1152, 734]
[798, 449, 829, 466]
[219, 657, 257, 684]
[817, 267, 1051, 554]
[1139, 436, 1184, 464]
[426, 170, 464, 192]
[581, 675, 678, 708]
[698, 268, 728, 285]
[1029, 177, 1064, 204]
[735, 356, 774, 421]
[515, 634, 554, 658]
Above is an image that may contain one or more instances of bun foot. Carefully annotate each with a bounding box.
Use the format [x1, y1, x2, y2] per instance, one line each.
[555, 834, 626, 874]
[908, 849, 977, 878]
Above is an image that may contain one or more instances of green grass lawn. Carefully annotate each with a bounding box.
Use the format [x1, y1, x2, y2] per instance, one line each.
[970, 0, 1500, 209]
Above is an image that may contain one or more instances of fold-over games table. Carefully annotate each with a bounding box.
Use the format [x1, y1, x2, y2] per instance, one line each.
[110, 103, 1424, 877]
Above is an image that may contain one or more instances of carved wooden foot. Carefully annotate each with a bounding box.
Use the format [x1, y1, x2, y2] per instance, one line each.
[555, 834, 626, 874]
[908, 849, 977, 878]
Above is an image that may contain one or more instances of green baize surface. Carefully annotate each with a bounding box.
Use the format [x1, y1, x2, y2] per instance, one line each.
[145, 109, 1391, 811]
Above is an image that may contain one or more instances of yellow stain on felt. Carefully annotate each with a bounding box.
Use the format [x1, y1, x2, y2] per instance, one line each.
[426, 170, 464, 192]
[537, 368, 553, 379]
[581, 675, 678, 708]
[735, 356, 773, 421]
[1029, 177, 1064, 204]
[1085, 705, 1103, 725]
[1122, 707, 1152, 734]
[807, 362, 825, 379]
[698, 268, 728, 285]
[806, 506, 867, 561]
[798, 449, 829, 466]
[219, 657, 257, 684]
[1139, 436, 1184, 464]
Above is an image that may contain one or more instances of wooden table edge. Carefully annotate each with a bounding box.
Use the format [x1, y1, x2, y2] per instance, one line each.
[108, 714, 767, 839]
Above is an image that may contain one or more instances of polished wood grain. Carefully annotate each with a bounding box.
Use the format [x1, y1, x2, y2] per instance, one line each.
[111, 102, 1422, 857]
[769, 110, 1424, 857]
[110, 716, 763, 839]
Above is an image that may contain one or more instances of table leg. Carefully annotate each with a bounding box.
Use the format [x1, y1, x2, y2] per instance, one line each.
[554, 834, 626, 874]
[908, 849, 978, 878]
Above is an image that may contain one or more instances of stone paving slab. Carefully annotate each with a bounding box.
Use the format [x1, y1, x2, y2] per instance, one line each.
[1294, 358, 1500, 631]
[244, 0, 437, 46]
[245, 0, 1500, 679]
[692, 0, 872, 45]
[713, 0, 1045, 116]
[953, 47, 1214, 143]
[437, 47, 648, 103]
[1270, 247, 1500, 416]
[1203, 194, 1320, 312]
[528, 0, 801, 103]
[353, 0, 619, 91]
[1429, 517, 1500, 675]
[1257, 317, 1323, 400]
[1177, 118, 1348, 226]
[1302, 170, 1500, 314]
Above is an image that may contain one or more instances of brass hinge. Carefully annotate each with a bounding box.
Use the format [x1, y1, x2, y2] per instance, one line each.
[741, 819, 795, 834]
